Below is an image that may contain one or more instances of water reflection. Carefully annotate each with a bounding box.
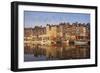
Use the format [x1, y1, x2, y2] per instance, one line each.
[24, 44, 90, 62]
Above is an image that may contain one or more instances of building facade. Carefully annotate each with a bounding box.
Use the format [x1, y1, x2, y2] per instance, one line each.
[24, 23, 90, 47]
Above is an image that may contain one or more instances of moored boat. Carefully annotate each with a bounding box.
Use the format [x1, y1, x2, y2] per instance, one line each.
[74, 40, 88, 45]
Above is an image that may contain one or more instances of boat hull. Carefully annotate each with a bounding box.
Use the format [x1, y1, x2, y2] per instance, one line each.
[74, 41, 88, 45]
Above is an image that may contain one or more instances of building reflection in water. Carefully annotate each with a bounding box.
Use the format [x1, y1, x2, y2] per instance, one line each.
[24, 44, 90, 62]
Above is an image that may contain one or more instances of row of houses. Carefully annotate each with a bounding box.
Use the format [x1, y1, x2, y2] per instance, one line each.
[24, 22, 90, 47]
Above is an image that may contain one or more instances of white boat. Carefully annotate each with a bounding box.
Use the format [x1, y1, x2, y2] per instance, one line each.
[74, 40, 88, 45]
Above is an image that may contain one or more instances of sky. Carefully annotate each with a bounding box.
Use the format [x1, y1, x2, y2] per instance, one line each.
[24, 11, 90, 28]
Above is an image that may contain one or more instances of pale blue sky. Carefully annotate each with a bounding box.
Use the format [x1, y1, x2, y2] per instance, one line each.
[24, 11, 90, 28]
